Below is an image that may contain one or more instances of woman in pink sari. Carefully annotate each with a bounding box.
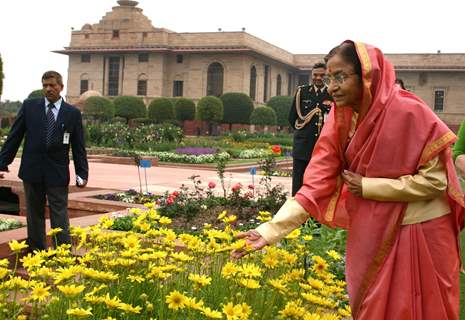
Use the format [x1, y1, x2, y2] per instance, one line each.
[233, 41, 465, 319]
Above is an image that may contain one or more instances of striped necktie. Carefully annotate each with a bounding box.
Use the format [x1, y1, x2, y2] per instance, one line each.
[46, 103, 56, 146]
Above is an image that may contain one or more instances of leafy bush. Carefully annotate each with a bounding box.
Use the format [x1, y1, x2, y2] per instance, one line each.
[83, 96, 115, 121]
[196, 96, 223, 122]
[27, 89, 43, 99]
[0, 218, 22, 231]
[131, 118, 155, 126]
[175, 147, 218, 155]
[250, 105, 277, 126]
[266, 95, 293, 126]
[114, 96, 146, 121]
[220, 92, 254, 124]
[148, 98, 175, 123]
[174, 98, 196, 121]
[238, 149, 270, 159]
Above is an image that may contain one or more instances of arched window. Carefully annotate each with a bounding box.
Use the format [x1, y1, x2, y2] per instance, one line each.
[80, 73, 89, 94]
[249, 66, 257, 100]
[137, 74, 148, 96]
[276, 74, 282, 96]
[207, 62, 224, 97]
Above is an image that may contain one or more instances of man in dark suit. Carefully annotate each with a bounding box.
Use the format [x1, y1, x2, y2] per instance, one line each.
[0, 71, 88, 250]
[289, 62, 332, 196]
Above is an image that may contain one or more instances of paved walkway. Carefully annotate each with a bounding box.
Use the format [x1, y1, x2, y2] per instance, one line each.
[1, 159, 291, 195]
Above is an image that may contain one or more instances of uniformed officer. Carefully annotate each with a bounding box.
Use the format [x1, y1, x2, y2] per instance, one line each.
[288, 62, 333, 196]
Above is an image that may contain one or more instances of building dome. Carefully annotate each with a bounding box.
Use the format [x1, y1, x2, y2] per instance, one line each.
[81, 23, 93, 31]
[117, 0, 138, 7]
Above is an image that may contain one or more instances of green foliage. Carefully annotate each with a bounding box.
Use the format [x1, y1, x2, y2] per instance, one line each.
[148, 98, 174, 122]
[110, 215, 134, 231]
[0, 100, 21, 117]
[114, 96, 146, 121]
[174, 98, 196, 121]
[131, 118, 155, 126]
[220, 92, 254, 124]
[266, 95, 293, 126]
[83, 96, 115, 121]
[250, 105, 277, 126]
[27, 89, 44, 100]
[0, 54, 3, 97]
[196, 96, 223, 122]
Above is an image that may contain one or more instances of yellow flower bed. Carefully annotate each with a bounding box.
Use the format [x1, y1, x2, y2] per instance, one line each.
[1, 206, 350, 319]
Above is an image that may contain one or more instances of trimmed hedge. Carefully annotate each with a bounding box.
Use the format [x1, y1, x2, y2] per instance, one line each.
[27, 89, 44, 99]
[196, 96, 223, 122]
[174, 98, 196, 121]
[266, 96, 293, 126]
[114, 96, 146, 121]
[250, 105, 277, 126]
[220, 92, 254, 124]
[148, 98, 175, 123]
[83, 96, 115, 121]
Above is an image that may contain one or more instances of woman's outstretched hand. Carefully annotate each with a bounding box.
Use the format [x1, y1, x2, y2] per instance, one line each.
[231, 229, 268, 259]
[342, 170, 363, 197]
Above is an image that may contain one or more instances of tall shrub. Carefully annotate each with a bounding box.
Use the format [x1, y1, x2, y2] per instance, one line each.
[148, 98, 175, 123]
[114, 96, 146, 122]
[250, 105, 277, 126]
[174, 98, 196, 122]
[266, 95, 293, 127]
[83, 96, 115, 122]
[220, 92, 254, 125]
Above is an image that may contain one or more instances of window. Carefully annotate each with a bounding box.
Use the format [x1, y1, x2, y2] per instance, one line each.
[138, 53, 148, 62]
[137, 80, 147, 96]
[206, 62, 224, 96]
[176, 55, 184, 63]
[80, 80, 88, 94]
[276, 74, 282, 96]
[81, 54, 91, 63]
[173, 81, 184, 97]
[287, 73, 293, 95]
[434, 89, 445, 111]
[142, 32, 148, 38]
[108, 57, 120, 96]
[263, 65, 270, 102]
[84, 34, 90, 39]
[112, 30, 119, 39]
[249, 66, 257, 100]
[298, 74, 309, 86]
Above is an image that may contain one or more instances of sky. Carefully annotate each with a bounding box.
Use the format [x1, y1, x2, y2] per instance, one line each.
[1, 0, 464, 101]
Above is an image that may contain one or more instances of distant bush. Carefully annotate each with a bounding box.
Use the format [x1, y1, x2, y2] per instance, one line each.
[148, 98, 175, 123]
[174, 98, 196, 122]
[196, 96, 223, 123]
[27, 89, 44, 99]
[250, 105, 277, 126]
[83, 96, 115, 121]
[220, 92, 254, 124]
[266, 96, 293, 126]
[114, 96, 146, 122]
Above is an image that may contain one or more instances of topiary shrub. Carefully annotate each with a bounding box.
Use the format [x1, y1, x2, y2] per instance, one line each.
[266, 96, 293, 127]
[174, 98, 196, 122]
[114, 96, 146, 122]
[220, 92, 254, 125]
[27, 89, 44, 100]
[196, 96, 223, 123]
[83, 96, 115, 122]
[131, 118, 155, 126]
[148, 98, 175, 123]
[250, 105, 277, 126]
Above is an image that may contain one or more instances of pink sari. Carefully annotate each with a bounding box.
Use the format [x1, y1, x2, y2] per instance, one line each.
[295, 41, 465, 319]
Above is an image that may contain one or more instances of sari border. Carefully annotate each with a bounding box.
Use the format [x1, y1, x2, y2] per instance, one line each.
[324, 176, 342, 222]
[420, 131, 456, 165]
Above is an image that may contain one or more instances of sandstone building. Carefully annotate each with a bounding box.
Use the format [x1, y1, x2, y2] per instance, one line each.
[55, 0, 465, 128]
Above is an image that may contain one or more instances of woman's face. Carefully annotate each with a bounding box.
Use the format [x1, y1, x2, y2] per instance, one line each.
[326, 54, 363, 111]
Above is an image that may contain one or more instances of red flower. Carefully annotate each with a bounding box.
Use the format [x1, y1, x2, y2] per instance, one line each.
[208, 181, 216, 189]
[271, 145, 281, 155]
[248, 184, 255, 190]
[171, 191, 180, 197]
[166, 196, 174, 205]
[231, 183, 243, 192]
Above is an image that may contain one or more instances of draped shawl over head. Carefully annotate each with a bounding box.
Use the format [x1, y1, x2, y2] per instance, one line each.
[295, 41, 465, 318]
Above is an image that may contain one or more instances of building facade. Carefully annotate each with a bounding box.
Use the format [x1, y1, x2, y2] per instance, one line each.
[55, 0, 465, 128]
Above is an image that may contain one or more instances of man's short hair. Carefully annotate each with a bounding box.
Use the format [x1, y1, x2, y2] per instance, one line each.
[42, 71, 63, 86]
[312, 62, 327, 70]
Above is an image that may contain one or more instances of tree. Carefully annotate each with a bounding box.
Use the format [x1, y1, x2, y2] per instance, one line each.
[196, 96, 223, 135]
[250, 105, 277, 126]
[27, 89, 44, 99]
[266, 95, 293, 127]
[114, 96, 146, 122]
[220, 92, 254, 128]
[83, 96, 115, 122]
[148, 97, 175, 123]
[174, 98, 196, 122]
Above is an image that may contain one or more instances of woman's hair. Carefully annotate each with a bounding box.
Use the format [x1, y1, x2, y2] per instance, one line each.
[324, 42, 362, 79]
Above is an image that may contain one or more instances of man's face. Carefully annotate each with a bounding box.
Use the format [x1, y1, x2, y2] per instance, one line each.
[312, 67, 326, 88]
[42, 77, 63, 103]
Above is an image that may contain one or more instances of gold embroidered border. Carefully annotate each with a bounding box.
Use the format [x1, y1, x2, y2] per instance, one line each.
[420, 132, 456, 165]
[354, 42, 373, 125]
[449, 185, 465, 207]
[324, 176, 342, 222]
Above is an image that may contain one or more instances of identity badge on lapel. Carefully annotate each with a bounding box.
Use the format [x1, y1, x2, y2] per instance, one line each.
[63, 132, 70, 144]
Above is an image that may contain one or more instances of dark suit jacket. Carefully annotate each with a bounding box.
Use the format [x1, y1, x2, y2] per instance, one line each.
[0, 98, 88, 187]
[288, 85, 332, 161]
